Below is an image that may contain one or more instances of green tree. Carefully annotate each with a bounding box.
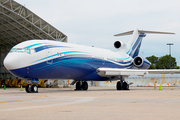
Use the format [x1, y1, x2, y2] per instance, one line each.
[156, 55, 177, 69]
[146, 55, 158, 69]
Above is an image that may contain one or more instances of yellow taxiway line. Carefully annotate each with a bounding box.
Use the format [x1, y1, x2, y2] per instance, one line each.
[0, 95, 46, 104]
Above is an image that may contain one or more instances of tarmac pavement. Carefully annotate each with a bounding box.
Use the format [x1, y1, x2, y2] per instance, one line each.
[0, 86, 180, 120]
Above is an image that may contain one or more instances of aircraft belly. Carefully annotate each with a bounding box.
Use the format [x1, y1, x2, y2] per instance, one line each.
[9, 64, 94, 80]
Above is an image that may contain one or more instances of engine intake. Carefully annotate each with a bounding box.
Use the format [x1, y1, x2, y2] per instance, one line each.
[133, 56, 151, 69]
[114, 41, 122, 49]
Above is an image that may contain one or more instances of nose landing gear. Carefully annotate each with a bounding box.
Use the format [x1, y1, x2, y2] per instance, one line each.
[25, 84, 38, 93]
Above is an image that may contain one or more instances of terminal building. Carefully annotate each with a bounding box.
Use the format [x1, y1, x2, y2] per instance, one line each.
[0, 0, 67, 80]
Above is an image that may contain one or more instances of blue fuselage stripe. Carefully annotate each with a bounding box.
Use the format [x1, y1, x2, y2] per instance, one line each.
[10, 56, 133, 81]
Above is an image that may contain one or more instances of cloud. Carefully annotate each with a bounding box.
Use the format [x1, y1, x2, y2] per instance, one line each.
[15, 0, 180, 65]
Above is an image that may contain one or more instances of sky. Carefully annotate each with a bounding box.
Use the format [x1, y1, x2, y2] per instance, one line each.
[16, 0, 180, 65]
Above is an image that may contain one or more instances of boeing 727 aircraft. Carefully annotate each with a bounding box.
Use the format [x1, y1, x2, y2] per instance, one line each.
[3, 28, 180, 93]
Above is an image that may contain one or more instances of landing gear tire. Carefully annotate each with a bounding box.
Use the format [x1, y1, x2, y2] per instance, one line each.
[25, 84, 31, 93]
[76, 82, 81, 90]
[82, 82, 88, 90]
[31, 85, 38, 93]
[116, 81, 123, 90]
[123, 82, 129, 90]
[25, 84, 38, 93]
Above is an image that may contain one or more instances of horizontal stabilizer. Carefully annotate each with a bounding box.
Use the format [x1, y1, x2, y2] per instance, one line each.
[114, 29, 175, 36]
[138, 30, 175, 35]
[114, 30, 134, 36]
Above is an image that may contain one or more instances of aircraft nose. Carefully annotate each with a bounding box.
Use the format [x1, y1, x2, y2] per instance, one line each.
[3, 53, 20, 70]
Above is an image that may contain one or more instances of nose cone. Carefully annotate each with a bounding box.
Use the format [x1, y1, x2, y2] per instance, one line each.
[4, 53, 21, 70]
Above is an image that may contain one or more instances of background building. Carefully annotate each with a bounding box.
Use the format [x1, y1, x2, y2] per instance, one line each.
[0, 0, 67, 79]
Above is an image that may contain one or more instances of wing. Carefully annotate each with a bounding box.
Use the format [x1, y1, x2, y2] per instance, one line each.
[96, 68, 180, 77]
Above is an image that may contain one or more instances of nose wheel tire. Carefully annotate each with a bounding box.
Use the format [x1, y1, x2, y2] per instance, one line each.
[25, 84, 31, 93]
[25, 85, 38, 93]
[31, 85, 38, 93]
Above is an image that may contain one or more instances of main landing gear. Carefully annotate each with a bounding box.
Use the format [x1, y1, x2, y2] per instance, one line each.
[25, 84, 38, 93]
[75, 81, 88, 90]
[116, 81, 129, 90]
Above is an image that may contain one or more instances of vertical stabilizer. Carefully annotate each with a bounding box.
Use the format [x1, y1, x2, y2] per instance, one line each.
[114, 28, 174, 58]
[126, 28, 145, 58]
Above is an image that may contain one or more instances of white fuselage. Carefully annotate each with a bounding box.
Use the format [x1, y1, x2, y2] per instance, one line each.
[4, 40, 133, 81]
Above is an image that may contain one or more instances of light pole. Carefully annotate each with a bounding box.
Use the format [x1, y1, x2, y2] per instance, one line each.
[167, 43, 173, 69]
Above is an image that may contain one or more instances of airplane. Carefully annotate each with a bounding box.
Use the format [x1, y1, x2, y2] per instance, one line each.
[3, 28, 180, 93]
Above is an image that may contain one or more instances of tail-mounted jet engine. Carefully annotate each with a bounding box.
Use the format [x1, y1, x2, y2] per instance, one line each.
[133, 56, 151, 69]
[114, 41, 123, 49]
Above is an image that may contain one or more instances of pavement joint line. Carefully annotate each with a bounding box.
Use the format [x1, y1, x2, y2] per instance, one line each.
[0, 95, 46, 104]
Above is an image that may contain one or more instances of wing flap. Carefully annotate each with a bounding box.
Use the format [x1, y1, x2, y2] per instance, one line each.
[105, 71, 148, 76]
[97, 68, 180, 77]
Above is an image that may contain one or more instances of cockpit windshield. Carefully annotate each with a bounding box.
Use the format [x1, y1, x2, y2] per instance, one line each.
[10, 48, 35, 54]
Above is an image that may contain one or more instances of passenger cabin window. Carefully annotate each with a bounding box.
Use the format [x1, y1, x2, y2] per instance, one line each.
[10, 48, 35, 54]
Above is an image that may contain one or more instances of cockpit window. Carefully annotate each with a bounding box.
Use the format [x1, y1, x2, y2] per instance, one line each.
[10, 48, 16, 53]
[16, 48, 26, 53]
[10, 48, 35, 54]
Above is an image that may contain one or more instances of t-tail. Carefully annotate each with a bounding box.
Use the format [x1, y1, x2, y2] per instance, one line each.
[114, 28, 175, 58]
